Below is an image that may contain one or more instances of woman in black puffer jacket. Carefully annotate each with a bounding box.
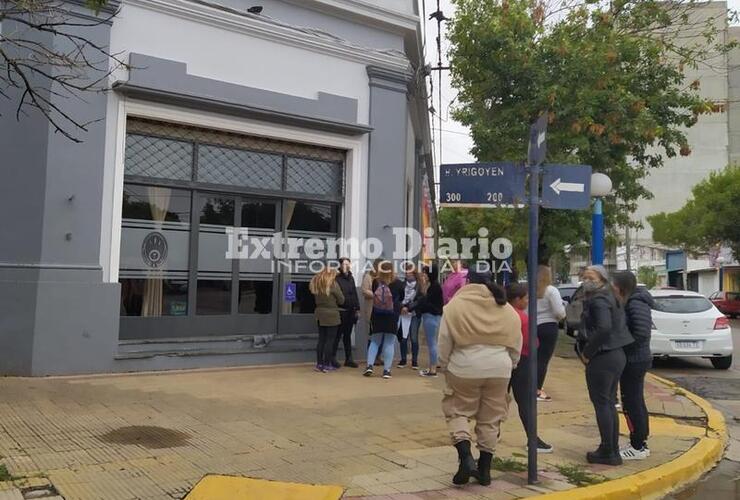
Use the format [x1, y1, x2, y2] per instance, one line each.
[577, 265, 633, 466]
[613, 272, 654, 461]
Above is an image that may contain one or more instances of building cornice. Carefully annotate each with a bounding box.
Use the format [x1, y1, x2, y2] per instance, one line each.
[367, 65, 414, 94]
[279, 0, 419, 34]
[123, 0, 410, 72]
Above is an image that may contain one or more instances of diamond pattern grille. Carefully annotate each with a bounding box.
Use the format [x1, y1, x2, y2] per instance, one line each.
[125, 135, 193, 180]
[127, 118, 344, 162]
[286, 158, 342, 196]
[125, 118, 345, 199]
[199, 145, 282, 189]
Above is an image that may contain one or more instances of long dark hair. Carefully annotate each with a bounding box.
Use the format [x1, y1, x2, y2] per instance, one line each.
[422, 264, 439, 283]
[468, 270, 507, 306]
[612, 271, 637, 302]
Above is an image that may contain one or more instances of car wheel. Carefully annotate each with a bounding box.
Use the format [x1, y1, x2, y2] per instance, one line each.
[711, 356, 733, 370]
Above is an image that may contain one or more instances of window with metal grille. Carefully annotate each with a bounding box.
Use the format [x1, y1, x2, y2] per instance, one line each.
[124, 118, 346, 200]
[198, 145, 283, 189]
[286, 157, 342, 195]
[125, 135, 193, 181]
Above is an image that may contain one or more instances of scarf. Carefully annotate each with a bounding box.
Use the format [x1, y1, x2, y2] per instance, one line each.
[443, 284, 522, 352]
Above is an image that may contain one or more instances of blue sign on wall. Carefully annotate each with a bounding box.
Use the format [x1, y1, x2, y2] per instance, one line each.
[284, 282, 297, 303]
[541, 164, 592, 210]
[440, 162, 526, 207]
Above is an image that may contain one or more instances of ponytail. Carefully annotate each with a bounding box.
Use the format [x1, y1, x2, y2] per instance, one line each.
[486, 281, 507, 306]
[467, 269, 507, 305]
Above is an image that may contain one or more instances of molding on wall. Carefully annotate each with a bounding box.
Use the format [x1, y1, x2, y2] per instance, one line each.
[367, 65, 414, 94]
[114, 54, 371, 136]
[279, 0, 419, 33]
[123, 0, 410, 72]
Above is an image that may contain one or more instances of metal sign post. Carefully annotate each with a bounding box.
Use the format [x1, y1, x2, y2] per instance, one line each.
[525, 113, 546, 485]
[438, 112, 593, 486]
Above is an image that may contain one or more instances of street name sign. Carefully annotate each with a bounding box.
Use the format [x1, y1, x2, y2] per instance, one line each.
[541, 164, 592, 210]
[439, 162, 526, 208]
[528, 112, 548, 166]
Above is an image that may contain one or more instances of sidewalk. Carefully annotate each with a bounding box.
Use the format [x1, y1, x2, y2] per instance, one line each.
[0, 352, 710, 500]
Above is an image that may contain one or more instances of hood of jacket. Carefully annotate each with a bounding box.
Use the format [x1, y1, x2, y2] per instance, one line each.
[443, 284, 522, 352]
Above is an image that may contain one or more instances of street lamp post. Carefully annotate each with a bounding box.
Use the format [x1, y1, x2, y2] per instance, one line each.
[590, 173, 612, 266]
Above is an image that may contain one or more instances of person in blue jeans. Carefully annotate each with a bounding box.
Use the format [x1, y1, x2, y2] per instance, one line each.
[414, 264, 443, 377]
[364, 260, 403, 379]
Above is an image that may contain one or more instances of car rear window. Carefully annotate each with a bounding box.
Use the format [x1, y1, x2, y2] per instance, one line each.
[558, 287, 577, 299]
[652, 296, 713, 313]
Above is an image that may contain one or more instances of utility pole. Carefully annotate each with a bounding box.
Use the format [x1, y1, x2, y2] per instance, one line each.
[625, 226, 632, 272]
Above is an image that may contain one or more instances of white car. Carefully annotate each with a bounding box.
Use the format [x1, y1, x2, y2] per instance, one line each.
[650, 290, 734, 370]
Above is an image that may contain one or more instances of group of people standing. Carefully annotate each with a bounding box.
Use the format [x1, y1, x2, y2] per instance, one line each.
[363, 259, 445, 379]
[433, 263, 654, 485]
[310, 258, 653, 486]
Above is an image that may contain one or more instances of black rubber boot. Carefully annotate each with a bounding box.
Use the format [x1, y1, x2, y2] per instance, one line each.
[477, 451, 493, 486]
[452, 440, 476, 485]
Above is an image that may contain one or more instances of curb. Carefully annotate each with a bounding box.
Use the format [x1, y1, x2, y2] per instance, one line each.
[539, 373, 727, 500]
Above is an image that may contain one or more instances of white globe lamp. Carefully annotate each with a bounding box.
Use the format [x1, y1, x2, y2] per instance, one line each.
[591, 173, 613, 197]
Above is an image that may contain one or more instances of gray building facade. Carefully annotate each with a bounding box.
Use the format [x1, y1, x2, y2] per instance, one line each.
[0, 0, 436, 375]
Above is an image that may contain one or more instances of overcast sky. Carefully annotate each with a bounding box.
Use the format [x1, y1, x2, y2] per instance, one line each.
[423, 0, 740, 170]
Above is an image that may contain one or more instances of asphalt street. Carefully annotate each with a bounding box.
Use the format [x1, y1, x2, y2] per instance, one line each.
[654, 318, 740, 499]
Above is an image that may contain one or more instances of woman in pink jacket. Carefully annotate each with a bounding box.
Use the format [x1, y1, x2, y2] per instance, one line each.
[442, 260, 469, 305]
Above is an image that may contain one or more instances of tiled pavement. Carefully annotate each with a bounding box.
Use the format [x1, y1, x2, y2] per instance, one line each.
[0, 350, 706, 500]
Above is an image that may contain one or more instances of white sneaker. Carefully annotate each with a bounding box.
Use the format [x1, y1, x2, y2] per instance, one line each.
[620, 445, 650, 460]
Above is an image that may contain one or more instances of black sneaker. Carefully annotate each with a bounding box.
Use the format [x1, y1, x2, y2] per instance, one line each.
[537, 438, 553, 454]
[363, 366, 373, 377]
[411, 365, 419, 370]
[586, 449, 622, 466]
[397, 361, 407, 368]
[382, 370, 392, 379]
[344, 360, 359, 368]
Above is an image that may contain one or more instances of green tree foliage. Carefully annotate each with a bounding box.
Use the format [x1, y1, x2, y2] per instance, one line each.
[441, 0, 733, 263]
[637, 266, 658, 289]
[649, 165, 740, 261]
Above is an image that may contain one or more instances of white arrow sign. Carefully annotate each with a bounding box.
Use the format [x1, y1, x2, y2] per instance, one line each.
[550, 178, 585, 195]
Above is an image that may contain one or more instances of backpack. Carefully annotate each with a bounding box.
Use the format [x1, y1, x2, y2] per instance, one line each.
[373, 282, 395, 316]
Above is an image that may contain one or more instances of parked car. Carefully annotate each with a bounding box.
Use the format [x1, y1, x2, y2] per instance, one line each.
[650, 290, 734, 370]
[557, 283, 579, 304]
[709, 291, 740, 318]
[557, 284, 580, 336]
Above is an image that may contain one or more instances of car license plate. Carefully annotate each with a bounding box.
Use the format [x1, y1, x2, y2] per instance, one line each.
[674, 341, 700, 350]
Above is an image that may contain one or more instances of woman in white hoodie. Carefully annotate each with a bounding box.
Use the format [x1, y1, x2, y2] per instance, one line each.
[438, 270, 522, 487]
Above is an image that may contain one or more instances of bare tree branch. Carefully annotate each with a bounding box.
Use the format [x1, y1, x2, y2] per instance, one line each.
[0, 0, 127, 142]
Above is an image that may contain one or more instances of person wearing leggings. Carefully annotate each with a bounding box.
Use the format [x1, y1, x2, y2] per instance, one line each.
[310, 267, 345, 373]
[535, 265, 566, 402]
[613, 271, 654, 460]
[577, 265, 634, 466]
[506, 283, 553, 453]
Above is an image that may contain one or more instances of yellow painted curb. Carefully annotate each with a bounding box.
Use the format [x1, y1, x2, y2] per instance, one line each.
[540, 373, 727, 500]
[184, 475, 344, 500]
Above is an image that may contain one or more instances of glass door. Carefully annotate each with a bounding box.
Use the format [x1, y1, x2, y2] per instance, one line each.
[236, 198, 280, 335]
[277, 199, 341, 335]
